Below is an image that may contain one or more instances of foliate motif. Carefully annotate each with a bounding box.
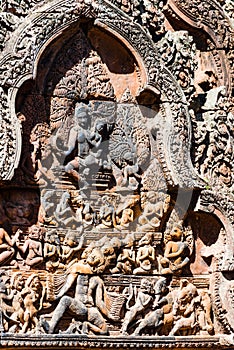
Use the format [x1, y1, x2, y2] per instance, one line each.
[98, 2, 161, 82]
[200, 189, 234, 228]
[170, 0, 234, 49]
[157, 31, 197, 99]
[109, 104, 150, 170]
[0, 0, 45, 16]
[224, 0, 234, 22]
[0, 0, 45, 52]
[47, 29, 115, 123]
[108, 0, 166, 37]
[192, 90, 234, 191]
[0, 0, 99, 89]
[0, 12, 20, 51]
[0, 88, 20, 181]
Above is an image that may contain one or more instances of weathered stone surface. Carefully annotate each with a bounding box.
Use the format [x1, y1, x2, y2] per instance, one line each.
[0, 0, 233, 348]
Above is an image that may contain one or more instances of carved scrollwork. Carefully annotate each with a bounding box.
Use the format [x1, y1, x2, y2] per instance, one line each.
[166, 0, 234, 49]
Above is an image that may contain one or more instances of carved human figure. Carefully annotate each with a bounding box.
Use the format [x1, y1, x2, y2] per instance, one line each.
[214, 161, 232, 187]
[98, 195, 116, 228]
[74, 195, 85, 223]
[0, 228, 20, 266]
[40, 190, 56, 226]
[82, 276, 113, 334]
[20, 274, 45, 333]
[35, 143, 58, 186]
[137, 192, 169, 231]
[44, 231, 61, 272]
[8, 272, 25, 333]
[121, 208, 134, 227]
[16, 225, 44, 269]
[84, 246, 106, 273]
[169, 279, 199, 336]
[133, 277, 168, 336]
[64, 103, 103, 181]
[116, 196, 139, 229]
[160, 224, 190, 275]
[121, 278, 154, 335]
[20, 143, 37, 183]
[61, 230, 84, 267]
[0, 274, 15, 332]
[122, 151, 141, 186]
[51, 240, 108, 301]
[46, 275, 109, 335]
[198, 290, 214, 335]
[74, 194, 94, 226]
[54, 191, 76, 228]
[111, 234, 135, 274]
[133, 233, 155, 275]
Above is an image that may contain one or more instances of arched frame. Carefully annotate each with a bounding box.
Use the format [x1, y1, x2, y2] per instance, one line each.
[0, 0, 199, 189]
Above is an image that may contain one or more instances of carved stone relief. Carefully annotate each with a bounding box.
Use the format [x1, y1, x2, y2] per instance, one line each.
[0, 0, 233, 349]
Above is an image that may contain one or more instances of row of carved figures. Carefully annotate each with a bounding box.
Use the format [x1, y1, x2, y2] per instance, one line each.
[0, 270, 214, 336]
[40, 189, 169, 231]
[0, 224, 192, 275]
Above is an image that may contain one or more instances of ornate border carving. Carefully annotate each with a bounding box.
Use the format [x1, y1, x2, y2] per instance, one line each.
[0, 334, 224, 349]
[0, 0, 199, 189]
[165, 0, 234, 94]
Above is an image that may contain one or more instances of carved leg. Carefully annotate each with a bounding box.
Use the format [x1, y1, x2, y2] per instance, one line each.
[86, 307, 108, 335]
[49, 296, 73, 333]
[121, 309, 137, 334]
[26, 257, 43, 267]
[21, 311, 30, 334]
[0, 249, 14, 265]
[82, 321, 108, 335]
[133, 320, 147, 336]
[169, 320, 181, 336]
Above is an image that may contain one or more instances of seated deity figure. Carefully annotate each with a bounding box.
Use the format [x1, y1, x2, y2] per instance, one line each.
[44, 231, 61, 272]
[61, 230, 84, 267]
[39, 190, 56, 226]
[160, 224, 190, 275]
[111, 234, 136, 274]
[16, 225, 44, 269]
[117, 207, 134, 228]
[98, 195, 116, 229]
[74, 194, 94, 226]
[54, 191, 76, 228]
[137, 192, 170, 232]
[64, 103, 104, 181]
[133, 233, 155, 275]
[0, 228, 19, 266]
